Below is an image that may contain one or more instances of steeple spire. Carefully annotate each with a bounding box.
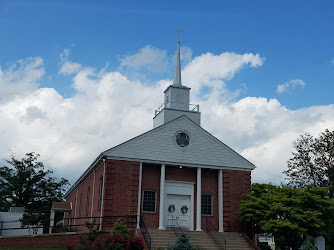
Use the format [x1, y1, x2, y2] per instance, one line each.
[153, 31, 200, 128]
[173, 29, 182, 85]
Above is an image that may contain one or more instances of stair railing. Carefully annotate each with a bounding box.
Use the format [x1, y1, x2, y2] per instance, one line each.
[139, 216, 151, 250]
[205, 217, 227, 250]
[171, 215, 185, 237]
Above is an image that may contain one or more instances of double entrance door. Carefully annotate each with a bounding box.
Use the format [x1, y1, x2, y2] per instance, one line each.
[166, 194, 191, 230]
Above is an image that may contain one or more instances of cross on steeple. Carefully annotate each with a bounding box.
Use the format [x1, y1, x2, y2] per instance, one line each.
[176, 29, 183, 42]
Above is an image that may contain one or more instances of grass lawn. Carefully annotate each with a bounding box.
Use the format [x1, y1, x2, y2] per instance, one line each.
[3, 248, 68, 250]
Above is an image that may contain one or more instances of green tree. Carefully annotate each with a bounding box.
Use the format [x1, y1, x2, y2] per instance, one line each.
[0, 152, 69, 232]
[238, 183, 334, 250]
[316, 129, 334, 190]
[283, 129, 334, 192]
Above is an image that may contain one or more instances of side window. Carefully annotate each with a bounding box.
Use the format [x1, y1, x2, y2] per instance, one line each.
[142, 190, 156, 213]
[201, 194, 212, 215]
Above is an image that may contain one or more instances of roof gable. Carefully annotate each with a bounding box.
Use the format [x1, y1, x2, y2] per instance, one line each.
[103, 116, 255, 170]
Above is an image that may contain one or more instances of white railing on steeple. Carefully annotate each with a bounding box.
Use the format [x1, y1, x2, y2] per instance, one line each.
[155, 103, 165, 116]
[155, 103, 200, 116]
[189, 104, 200, 112]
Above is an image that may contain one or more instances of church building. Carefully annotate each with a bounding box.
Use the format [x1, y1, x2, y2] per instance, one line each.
[63, 38, 255, 233]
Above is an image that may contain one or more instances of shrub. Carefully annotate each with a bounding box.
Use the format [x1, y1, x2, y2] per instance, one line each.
[128, 237, 144, 250]
[79, 220, 102, 249]
[105, 235, 128, 250]
[111, 218, 130, 239]
[105, 235, 144, 250]
[106, 217, 144, 250]
[169, 233, 194, 250]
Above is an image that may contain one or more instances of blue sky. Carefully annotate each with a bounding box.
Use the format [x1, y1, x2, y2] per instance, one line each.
[2, 0, 333, 108]
[0, 0, 333, 184]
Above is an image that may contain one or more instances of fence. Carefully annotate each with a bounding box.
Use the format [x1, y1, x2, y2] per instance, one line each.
[0, 215, 151, 249]
[0, 215, 138, 236]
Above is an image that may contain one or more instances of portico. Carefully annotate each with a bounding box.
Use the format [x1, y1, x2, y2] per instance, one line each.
[137, 163, 225, 232]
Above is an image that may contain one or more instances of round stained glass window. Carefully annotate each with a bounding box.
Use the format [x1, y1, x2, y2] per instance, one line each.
[176, 132, 190, 147]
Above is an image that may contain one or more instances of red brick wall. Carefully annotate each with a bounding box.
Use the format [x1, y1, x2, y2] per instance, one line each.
[223, 169, 251, 231]
[64, 159, 251, 233]
[201, 168, 219, 231]
[0, 232, 111, 249]
[64, 162, 105, 231]
[102, 159, 140, 230]
[141, 163, 161, 229]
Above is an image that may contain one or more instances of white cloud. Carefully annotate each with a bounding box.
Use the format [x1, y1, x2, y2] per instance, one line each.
[277, 79, 305, 94]
[0, 48, 333, 187]
[60, 49, 70, 63]
[0, 57, 44, 103]
[201, 97, 334, 184]
[182, 52, 263, 101]
[59, 61, 82, 75]
[58, 49, 82, 75]
[120, 45, 168, 73]
[331, 58, 334, 65]
[180, 46, 193, 64]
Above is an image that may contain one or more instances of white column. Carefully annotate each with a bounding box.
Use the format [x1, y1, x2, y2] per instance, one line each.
[99, 159, 106, 230]
[74, 187, 78, 225]
[136, 162, 143, 229]
[49, 209, 55, 234]
[158, 164, 166, 230]
[90, 170, 96, 222]
[196, 167, 202, 231]
[218, 169, 224, 232]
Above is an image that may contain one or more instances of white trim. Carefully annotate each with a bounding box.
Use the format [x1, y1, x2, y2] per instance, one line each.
[90, 170, 96, 222]
[218, 169, 223, 232]
[196, 167, 202, 231]
[49, 210, 55, 234]
[158, 164, 166, 230]
[104, 156, 254, 171]
[164, 180, 196, 185]
[74, 188, 78, 224]
[136, 162, 143, 229]
[99, 159, 106, 229]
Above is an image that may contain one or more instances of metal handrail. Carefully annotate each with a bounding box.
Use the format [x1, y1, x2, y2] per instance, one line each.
[171, 215, 185, 237]
[139, 216, 151, 250]
[205, 217, 226, 250]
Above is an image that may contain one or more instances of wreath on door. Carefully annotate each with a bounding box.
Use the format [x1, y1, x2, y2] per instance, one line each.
[168, 204, 175, 213]
[181, 205, 188, 214]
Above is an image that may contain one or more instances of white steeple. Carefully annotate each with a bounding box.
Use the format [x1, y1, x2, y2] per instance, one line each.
[173, 36, 182, 86]
[153, 32, 201, 128]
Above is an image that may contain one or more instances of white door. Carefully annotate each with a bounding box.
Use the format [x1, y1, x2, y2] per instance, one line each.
[166, 194, 191, 230]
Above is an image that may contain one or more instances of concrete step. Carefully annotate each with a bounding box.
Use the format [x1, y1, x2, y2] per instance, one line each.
[149, 229, 219, 250]
[147, 229, 256, 250]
